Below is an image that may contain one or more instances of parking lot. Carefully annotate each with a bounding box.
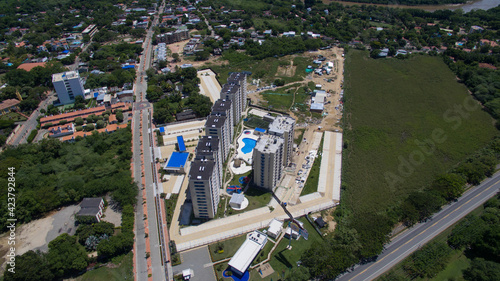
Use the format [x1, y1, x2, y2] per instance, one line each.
[172, 246, 216, 281]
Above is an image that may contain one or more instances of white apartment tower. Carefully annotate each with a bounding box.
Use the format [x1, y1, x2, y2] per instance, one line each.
[211, 99, 234, 141]
[195, 136, 222, 192]
[252, 135, 284, 191]
[52, 71, 85, 105]
[268, 116, 296, 166]
[228, 72, 248, 111]
[205, 115, 230, 160]
[188, 159, 220, 219]
[221, 83, 241, 126]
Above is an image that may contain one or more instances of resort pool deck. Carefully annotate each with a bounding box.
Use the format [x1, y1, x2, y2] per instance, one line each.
[230, 129, 260, 175]
[236, 130, 259, 163]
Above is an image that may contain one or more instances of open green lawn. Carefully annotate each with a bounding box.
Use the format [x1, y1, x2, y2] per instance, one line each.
[431, 251, 469, 281]
[252, 240, 275, 266]
[301, 135, 324, 196]
[230, 170, 252, 186]
[231, 186, 272, 215]
[209, 234, 247, 262]
[342, 50, 498, 217]
[260, 84, 302, 112]
[76, 252, 133, 281]
[206, 55, 312, 86]
[257, 217, 323, 281]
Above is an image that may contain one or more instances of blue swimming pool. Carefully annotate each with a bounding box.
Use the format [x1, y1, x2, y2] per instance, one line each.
[241, 138, 257, 154]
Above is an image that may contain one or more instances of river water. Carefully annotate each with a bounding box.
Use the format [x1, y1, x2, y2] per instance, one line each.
[328, 0, 499, 12]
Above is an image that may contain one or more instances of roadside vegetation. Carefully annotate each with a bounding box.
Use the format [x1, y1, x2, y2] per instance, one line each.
[379, 194, 500, 281]
[76, 252, 134, 281]
[146, 67, 212, 124]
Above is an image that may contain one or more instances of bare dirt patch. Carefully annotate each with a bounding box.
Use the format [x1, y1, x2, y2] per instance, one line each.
[0, 215, 53, 274]
[102, 196, 122, 226]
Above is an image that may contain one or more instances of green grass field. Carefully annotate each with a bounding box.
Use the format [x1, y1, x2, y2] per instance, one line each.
[209, 234, 248, 262]
[301, 135, 324, 196]
[342, 50, 498, 217]
[230, 186, 272, 215]
[76, 252, 133, 281]
[207, 55, 311, 86]
[260, 217, 323, 281]
[260, 83, 302, 112]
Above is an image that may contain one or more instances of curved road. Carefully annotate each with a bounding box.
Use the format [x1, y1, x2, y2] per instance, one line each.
[337, 171, 500, 281]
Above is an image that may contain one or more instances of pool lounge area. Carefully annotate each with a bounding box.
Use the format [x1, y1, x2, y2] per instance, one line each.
[230, 129, 260, 175]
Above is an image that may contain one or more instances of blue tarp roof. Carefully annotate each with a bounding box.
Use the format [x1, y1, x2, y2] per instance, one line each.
[255, 128, 266, 133]
[122, 65, 135, 69]
[166, 152, 189, 168]
[93, 92, 99, 98]
[177, 135, 186, 152]
[159, 127, 165, 133]
[62, 50, 69, 54]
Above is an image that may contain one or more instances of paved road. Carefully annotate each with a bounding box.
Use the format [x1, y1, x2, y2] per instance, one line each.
[9, 93, 57, 145]
[133, 105, 148, 281]
[337, 171, 500, 281]
[132, 1, 171, 281]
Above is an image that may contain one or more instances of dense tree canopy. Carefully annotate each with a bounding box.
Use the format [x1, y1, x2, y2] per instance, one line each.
[0, 127, 135, 231]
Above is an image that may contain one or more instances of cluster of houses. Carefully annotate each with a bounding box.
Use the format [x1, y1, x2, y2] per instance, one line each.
[40, 101, 131, 142]
[111, 2, 158, 29]
[2, 0, 156, 67]
[161, 4, 202, 27]
[348, 24, 499, 57]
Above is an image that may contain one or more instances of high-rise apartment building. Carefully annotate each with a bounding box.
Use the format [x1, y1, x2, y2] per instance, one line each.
[228, 72, 248, 111]
[211, 99, 234, 141]
[252, 135, 284, 191]
[195, 136, 222, 192]
[220, 83, 241, 126]
[205, 115, 230, 160]
[188, 159, 220, 219]
[52, 71, 85, 105]
[268, 116, 296, 166]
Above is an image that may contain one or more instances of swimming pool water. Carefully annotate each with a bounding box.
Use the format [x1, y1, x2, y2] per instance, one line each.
[241, 138, 257, 154]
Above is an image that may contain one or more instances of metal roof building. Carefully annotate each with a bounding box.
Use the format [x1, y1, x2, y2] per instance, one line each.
[228, 231, 268, 276]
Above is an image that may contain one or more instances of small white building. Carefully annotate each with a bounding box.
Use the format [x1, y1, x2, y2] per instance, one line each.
[267, 219, 283, 239]
[182, 268, 194, 280]
[229, 194, 245, 209]
[228, 231, 268, 276]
